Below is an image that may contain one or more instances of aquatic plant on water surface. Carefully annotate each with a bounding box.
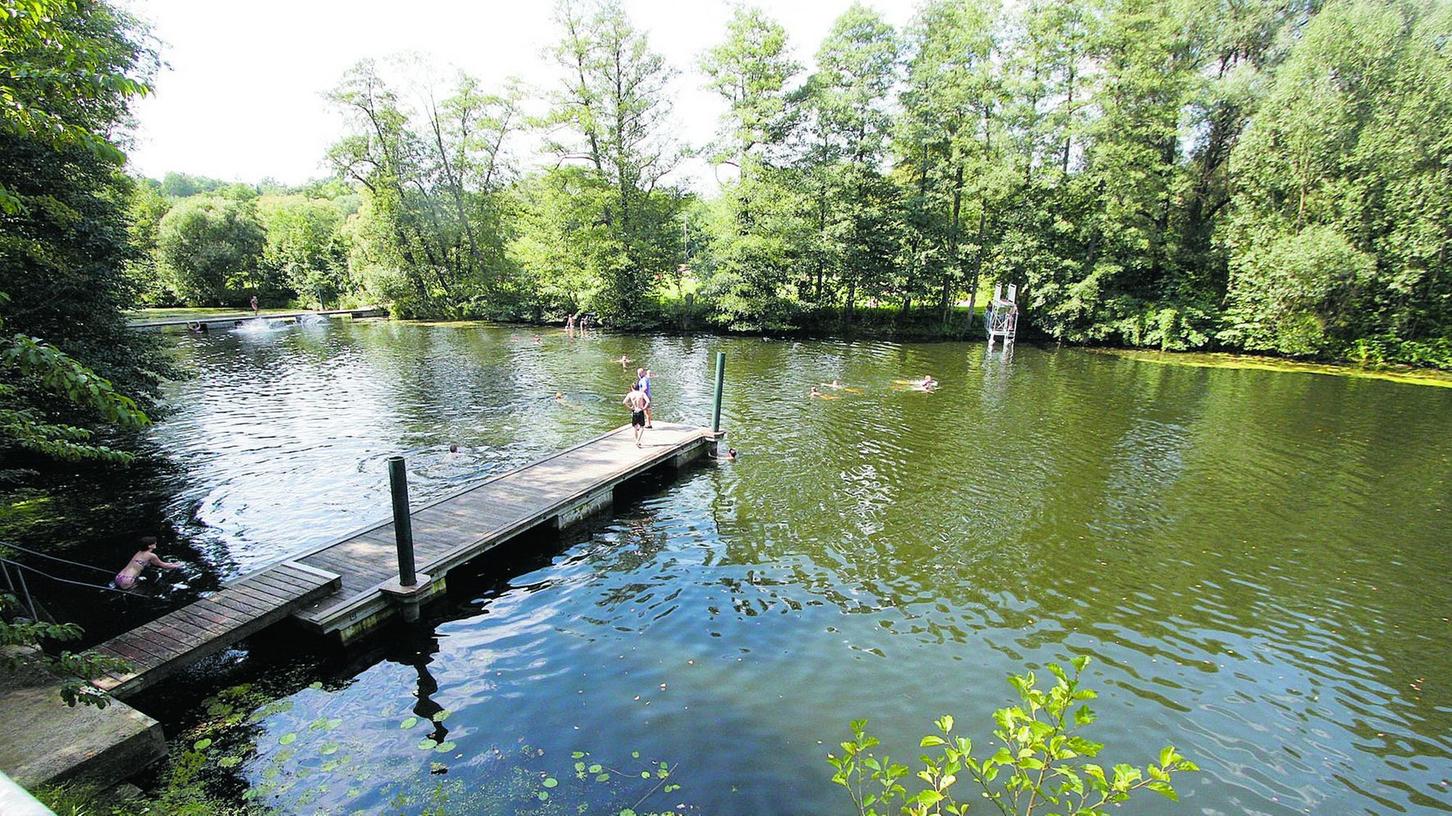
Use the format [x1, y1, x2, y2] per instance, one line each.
[829, 656, 1198, 816]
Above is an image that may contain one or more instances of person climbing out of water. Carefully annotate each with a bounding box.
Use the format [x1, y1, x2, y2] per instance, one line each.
[623, 383, 650, 447]
[250, 294, 259, 316]
[565, 314, 575, 336]
[635, 367, 653, 428]
[114, 536, 182, 590]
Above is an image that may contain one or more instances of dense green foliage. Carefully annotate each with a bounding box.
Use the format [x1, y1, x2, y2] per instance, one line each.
[119, 0, 1452, 366]
[830, 657, 1198, 816]
[1, 0, 165, 468]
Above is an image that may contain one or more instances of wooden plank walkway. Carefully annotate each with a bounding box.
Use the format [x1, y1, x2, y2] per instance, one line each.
[291, 422, 713, 639]
[91, 561, 340, 698]
[86, 422, 709, 697]
[129, 307, 385, 330]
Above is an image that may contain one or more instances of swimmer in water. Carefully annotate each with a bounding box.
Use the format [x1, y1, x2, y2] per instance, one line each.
[711, 447, 738, 461]
[823, 379, 843, 389]
[449, 443, 459, 453]
[915, 375, 939, 391]
[555, 391, 566, 402]
[810, 386, 822, 398]
[617, 355, 632, 368]
[114, 537, 182, 590]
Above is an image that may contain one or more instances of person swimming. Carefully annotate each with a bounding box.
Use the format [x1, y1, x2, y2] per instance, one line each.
[810, 386, 822, 398]
[555, 391, 566, 402]
[916, 375, 939, 391]
[617, 355, 632, 368]
[114, 537, 183, 590]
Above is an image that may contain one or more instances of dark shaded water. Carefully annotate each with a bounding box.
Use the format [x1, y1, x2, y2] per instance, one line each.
[20, 320, 1452, 814]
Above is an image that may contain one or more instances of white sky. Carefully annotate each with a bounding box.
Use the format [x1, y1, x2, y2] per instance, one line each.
[123, 0, 917, 192]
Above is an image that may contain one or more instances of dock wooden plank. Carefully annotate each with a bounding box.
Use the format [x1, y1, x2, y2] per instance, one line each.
[288, 423, 708, 633]
[94, 424, 705, 684]
[91, 562, 339, 698]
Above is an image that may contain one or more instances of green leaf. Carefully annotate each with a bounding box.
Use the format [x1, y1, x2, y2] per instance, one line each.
[417, 738, 437, 751]
[278, 733, 297, 745]
[308, 681, 323, 690]
[193, 738, 213, 751]
[588, 763, 603, 774]
[1147, 780, 1178, 800]
[920, 735, 947, 748]
[431, 709, 451, 723]
[543, 777, 558, 788]
[434, 741, 457, 753]
[218, 755, 241, 768]
[400, 716, 418, 729]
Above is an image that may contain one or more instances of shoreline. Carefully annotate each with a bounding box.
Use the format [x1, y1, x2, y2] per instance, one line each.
[1089, 347, 1452, 389]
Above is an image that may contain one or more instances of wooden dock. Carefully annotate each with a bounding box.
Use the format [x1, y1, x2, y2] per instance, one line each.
[91, 562, 340, 698]
[87, 422, 712, 698]
[292, 422, 712, 641]
[129, 306, 385, 331]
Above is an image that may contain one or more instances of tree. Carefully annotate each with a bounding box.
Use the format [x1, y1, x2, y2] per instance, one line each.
[257, 195, 349, 308]
[1223, 0, 1452, 365]
[0, 0, 170, 420]
[327, 59, 520, 318]
[808, 4, 902, 320]
[699, 6, 809, 329]
[895, 0, 1003, 323]
[546, 0, 684, 325]
[155, 196, 266, 306]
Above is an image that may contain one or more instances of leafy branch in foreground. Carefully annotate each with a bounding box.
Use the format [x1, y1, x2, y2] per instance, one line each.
[828, 656, 1197, 816]
[0, 592, 129, 708]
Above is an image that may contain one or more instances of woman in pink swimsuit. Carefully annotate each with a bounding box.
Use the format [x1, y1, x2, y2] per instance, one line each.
[114, 537, 182, 590]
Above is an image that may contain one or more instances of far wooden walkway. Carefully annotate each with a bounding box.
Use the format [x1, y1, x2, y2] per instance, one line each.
[91, 562, 340, 698]
[88, 422, 711, 697]
[129, 307, 385, 331]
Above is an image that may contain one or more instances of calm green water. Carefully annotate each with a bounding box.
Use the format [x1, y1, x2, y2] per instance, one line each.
[35, 320, 1452, 814]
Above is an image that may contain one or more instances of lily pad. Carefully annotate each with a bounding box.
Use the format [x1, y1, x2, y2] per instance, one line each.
[193, 738, 212, 751]
[278, 733, 297, 746]
[434, 740, 457, 753]
[400, 716, 419, 729]
[543, 777, 558, 788]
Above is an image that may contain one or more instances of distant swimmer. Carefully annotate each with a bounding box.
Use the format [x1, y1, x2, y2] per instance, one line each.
[449, 443, 459, 453]
[114, 536, 182, 590]
[823, 379, 844, 389]
[710, 447, 738, 461]
[915, 375, 939, 391]
[810, 386, 822, 398]
[555, 391, 566, 403]
[533, 336, 542, 345]
[617, 355, 632, 368]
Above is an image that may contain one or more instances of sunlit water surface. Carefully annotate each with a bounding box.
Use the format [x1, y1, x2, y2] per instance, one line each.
[53, 321, 1452, 814]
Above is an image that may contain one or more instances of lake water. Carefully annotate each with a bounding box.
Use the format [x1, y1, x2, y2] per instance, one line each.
[42, 319, 1452, 814]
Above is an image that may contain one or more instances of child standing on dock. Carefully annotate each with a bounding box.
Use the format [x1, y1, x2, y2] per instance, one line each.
[635, 367, 653, 428]
[623, 383, 650, 447]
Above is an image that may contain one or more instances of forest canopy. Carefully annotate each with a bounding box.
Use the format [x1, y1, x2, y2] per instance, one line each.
[122, 0, 1452, 368]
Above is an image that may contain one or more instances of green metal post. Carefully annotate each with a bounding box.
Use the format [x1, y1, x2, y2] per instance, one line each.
[388, 456, 416, 587]
[711, 351, 726, 435]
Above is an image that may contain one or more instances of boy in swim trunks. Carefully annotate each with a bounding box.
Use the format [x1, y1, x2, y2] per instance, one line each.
[623, 383, 650, 447]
